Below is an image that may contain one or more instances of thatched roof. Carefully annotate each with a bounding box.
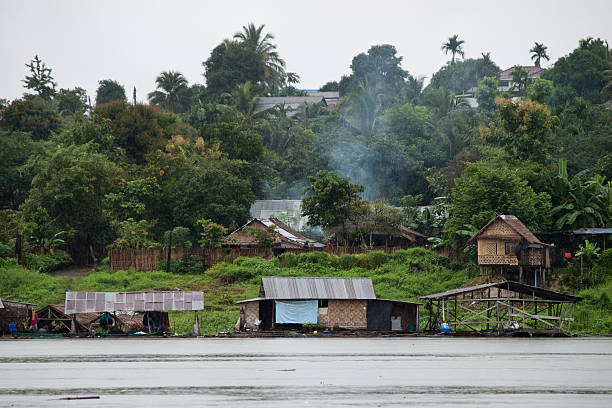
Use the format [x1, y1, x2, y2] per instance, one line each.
[466, 215, 544, 246]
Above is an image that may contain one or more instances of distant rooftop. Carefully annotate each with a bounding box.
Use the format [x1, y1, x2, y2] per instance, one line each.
[499, 66, 547, 81]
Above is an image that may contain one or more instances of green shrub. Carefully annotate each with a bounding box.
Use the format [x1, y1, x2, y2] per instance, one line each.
[276, 252, 298, 268]
[355, 251, 389, 269]
[596, 249, 612, 268]
[158, 255, 202, 274]
[212, 265, 258, 284]
[295, 251, 335, 266]
[25, 250, 73, 273]
[0, 242, 13, 258]
[335, 254, 359, 270]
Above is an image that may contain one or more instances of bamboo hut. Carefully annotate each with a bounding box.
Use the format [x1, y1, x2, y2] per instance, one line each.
[467, 215, 553, 286]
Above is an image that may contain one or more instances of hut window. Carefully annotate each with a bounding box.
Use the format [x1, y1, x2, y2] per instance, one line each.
[505, 242, 512, 255]
[318, 299, 328, 307]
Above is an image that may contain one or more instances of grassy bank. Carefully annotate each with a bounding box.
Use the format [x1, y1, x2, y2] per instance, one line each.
[2, 249, 610, 335]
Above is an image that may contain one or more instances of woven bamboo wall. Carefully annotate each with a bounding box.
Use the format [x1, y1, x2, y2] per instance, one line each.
[481, 220, 520, 239]
[328, 300, 367, 329]
[477, 238, 519, 266]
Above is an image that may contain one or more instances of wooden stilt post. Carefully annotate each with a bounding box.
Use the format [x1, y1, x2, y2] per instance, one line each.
[71, 315, 77, 334]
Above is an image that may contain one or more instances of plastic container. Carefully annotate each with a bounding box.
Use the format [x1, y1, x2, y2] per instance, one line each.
[440, 322, 451, 333]
[8, 323, 17, 333]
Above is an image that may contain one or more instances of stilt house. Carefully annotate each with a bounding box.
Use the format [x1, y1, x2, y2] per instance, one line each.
[237, 277, 421, 332]
[466, 215, 552, 286]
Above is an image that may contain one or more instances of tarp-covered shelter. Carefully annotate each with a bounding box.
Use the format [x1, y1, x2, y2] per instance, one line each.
[421, 281, 581, 335]
[0, 299, 36, 334]
[237, 277, 421, 332]
[467, 215, 553, 285]
[64, 291, 204, 335]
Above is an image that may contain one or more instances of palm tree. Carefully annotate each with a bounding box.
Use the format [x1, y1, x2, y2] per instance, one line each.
[234, 23, 286, 92]
[481, 52, 492, 64]
[147, 70, 189, 113]
[341, 79, 385, 136]
[530, 42, 550, 67]
[441, 35, 465, 64]
[405, 75, 425, 104]
[231, 81, 259, 121]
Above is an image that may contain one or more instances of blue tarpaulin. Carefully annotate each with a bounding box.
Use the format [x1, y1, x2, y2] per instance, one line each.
[275, 300, 318, 324]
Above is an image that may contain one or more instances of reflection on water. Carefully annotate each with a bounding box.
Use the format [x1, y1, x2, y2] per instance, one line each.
[0, 337, 610, 407]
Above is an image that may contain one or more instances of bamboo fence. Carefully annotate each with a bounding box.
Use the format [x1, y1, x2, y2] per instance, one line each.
[109, 245, 419, 272]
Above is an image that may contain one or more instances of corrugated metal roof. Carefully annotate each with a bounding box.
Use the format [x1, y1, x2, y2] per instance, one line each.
[250, 200, 307, 231]
[260, 276, 376, 300]
[573, 228, 612, 235]
[64, 291, 204, 314]
[420, 281, 581, 302]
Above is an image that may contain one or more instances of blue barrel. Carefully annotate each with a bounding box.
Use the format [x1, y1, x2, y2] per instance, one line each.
[440, 322, 451, 333]
[8, 323, 17, 334]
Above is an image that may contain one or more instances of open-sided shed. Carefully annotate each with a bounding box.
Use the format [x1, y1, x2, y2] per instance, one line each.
[237, 277, 420, 332]
[64, 291, 204, 335]
[420, 281, 581, 335]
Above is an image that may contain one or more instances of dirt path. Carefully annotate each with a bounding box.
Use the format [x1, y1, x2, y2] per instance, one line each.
[50, 265, 95, 280]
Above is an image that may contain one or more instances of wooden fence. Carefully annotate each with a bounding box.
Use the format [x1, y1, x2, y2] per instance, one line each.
[109, 245, 418, 272]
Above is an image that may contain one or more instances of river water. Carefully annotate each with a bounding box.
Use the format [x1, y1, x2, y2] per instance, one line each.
[0, 337, 610, 407]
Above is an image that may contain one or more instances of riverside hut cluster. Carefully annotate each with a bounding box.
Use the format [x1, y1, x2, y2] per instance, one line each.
[1, 215, 584, 337]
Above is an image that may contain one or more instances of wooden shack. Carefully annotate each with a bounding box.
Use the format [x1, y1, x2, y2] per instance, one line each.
[0, 299, 36, 334]
[467, 215, 552, 286]
[237, 277, 420, 332]
[420, 281, 581, 335]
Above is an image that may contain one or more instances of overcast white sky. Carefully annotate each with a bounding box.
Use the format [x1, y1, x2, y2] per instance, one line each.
[1, 0, 611, 102]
